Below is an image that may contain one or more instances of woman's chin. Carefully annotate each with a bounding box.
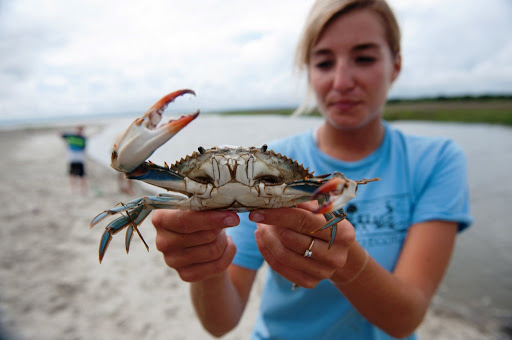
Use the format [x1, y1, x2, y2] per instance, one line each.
[325, 112, 380, 132]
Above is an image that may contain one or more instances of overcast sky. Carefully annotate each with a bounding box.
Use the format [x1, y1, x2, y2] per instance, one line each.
[1, 0, 511, 120]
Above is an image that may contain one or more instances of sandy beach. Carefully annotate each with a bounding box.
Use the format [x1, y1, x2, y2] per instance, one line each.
[0, 117, 510, 339]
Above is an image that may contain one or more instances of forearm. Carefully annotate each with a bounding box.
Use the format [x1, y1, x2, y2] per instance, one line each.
[331, 243, 428, 337]
[191, 263, 257, 337]
[190, 271, 245, 337]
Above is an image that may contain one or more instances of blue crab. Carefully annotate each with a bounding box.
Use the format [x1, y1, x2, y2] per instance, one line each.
[90, 89, 379, 262]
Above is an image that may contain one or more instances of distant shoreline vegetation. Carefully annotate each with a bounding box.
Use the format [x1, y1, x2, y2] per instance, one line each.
[219, 94, 512, 126]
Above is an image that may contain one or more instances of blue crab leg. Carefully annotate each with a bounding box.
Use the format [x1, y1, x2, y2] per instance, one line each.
[312, 209, 348, 248]
[309, 173, 378, 248]
[90, 198, 144, 227]
[98, 205, 151, 263]
[90, 193, 186, 229]
[123, 198, 187, 254]
[96, 194, 190, 262]
[125, 226, 134, 253]
[124, 209, 152, 253]
[124, 163, 187, 192]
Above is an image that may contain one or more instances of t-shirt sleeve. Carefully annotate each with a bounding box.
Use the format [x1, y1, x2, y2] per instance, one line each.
[226, 212, 264, 270]
[411, 139, 473, 231]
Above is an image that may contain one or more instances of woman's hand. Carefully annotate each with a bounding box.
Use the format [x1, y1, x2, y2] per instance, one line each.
[249, 203, 356, 288]
[152, 210, 239, 282]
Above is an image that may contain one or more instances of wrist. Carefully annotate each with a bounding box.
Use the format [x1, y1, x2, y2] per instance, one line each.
[331, 245, 369, 286]
[191, 271, 230, 307]
[193, 270, 228, 288]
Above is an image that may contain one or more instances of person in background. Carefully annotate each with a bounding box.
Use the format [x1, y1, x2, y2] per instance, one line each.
[151, 0, 473, 339]
[61, 125, 87, 195]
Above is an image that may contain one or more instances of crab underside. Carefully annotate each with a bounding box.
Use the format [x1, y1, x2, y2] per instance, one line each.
[90, 89, 379, 262]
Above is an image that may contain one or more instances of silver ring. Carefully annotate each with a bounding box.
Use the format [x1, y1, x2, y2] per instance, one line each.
[304, 239, 315, 258]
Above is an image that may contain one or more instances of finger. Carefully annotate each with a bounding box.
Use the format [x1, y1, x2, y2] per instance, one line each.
[163, 230, 229, 269]
[249, 208, 324, 235]
[307, 219, 356, 250]
[176, 236, 237, 282]
[249, 208, 353, 245]
[152, 209, 239, 233]
[155, 226, 223, 252]
[255, 229, 320, 288]
[278, 227, 349, 268]
[255, 225, 333, 286]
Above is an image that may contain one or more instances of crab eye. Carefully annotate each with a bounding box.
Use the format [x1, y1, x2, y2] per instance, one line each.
[191, 175, 214, 184]
[256, 175, 281, 185]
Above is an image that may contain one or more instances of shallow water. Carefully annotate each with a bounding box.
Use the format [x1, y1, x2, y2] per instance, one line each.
[89, 117, 512, 328]
[392, 122, 512, 327]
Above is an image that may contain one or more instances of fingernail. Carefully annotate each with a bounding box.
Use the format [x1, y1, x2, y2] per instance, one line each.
[224, 215, 238, 227]
[250, 212, 264, 222]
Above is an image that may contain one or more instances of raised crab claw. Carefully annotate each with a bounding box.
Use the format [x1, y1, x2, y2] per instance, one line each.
[90, 89, 380, 263]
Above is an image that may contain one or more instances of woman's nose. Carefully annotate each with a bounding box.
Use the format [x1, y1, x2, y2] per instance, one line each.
[332, 62, 355, 92]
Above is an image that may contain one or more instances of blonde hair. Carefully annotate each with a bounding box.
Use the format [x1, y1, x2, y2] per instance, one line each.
[293, 0, 401, 116]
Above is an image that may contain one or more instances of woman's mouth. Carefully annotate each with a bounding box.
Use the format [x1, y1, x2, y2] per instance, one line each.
[329, 100, 361, 111]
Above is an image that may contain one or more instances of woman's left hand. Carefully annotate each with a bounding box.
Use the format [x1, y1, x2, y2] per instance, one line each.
[249, 202, 356, 288]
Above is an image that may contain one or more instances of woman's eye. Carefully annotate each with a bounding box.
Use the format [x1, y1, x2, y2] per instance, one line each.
[355, 56, 376, 64]
[315, 60, 333, 69]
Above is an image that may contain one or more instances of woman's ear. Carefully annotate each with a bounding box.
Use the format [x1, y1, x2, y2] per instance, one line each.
[391, 52, 402, 82]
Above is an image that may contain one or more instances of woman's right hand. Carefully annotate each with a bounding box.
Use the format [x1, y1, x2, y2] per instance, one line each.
[152, 210, 239, 282]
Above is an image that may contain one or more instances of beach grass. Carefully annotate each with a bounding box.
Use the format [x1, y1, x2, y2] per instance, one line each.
[219, 98, 512, 126]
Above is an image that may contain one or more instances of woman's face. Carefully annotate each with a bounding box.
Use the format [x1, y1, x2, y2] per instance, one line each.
[308, 9, 401, 131]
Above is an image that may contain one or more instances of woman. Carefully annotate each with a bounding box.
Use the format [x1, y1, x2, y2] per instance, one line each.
[152, 0, 472, 338]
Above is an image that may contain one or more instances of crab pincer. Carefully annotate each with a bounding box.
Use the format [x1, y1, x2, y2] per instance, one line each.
[312, 175, 380, 214]
[111, 89, 199, 173]
[309, 175, 380, 248]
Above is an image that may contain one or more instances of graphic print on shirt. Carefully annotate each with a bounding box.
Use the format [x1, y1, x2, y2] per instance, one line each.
[346, 193, 410, 249]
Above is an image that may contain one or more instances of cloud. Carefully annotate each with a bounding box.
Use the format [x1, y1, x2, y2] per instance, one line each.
[0, 0, 511, 120]
[391, 0, 512, 97]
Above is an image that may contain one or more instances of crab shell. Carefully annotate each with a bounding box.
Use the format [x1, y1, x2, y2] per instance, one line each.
[125, 144, 331, 211]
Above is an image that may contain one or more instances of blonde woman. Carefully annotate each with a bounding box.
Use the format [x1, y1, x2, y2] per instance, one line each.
[152, 1, 472, 338]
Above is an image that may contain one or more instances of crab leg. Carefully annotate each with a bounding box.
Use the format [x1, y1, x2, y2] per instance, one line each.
[310, 173, 379, 247]
[314, 209, 348, 248]
[111, 89, 199, 173]
[90, 197, 144, 227]
[312, 175, 380, 214]
[98, 206, 152, 263]
[91, 194, 193, 262]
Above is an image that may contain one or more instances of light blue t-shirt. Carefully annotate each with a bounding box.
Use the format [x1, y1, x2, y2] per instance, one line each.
[227, 122, 472, 340]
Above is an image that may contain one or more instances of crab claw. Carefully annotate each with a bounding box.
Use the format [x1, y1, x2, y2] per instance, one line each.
[312, 175, 380, 214]
[111, 89, 199, 172]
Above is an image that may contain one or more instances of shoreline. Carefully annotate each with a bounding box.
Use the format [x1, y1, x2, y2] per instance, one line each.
[0, 120, 510, 339]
